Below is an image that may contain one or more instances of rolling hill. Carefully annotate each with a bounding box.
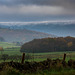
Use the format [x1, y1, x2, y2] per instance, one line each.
[19, 23, 75, 37]
[0, 21, 75, 44]
[0, 28, 54, 43]
[0, 21, 75, 37]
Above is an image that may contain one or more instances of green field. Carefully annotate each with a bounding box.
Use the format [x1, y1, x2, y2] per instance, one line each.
[0, 42, 75, 75]
[1, 49, 75, 62]
[0, 42, 20, 48]
[0, 42, 75, 62]
[0, 42, 21, 55]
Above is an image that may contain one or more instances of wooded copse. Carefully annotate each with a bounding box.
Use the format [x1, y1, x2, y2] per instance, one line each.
[21, 36, 75, 53]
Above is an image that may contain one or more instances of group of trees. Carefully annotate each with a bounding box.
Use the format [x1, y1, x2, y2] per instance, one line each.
[21, 36, 75, 53]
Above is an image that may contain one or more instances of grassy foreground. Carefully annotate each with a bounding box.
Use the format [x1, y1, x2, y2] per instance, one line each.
[0, 69, 75, 75]
[24, 69, 75, 75]
[0, 42, 75, 75]
[0, 60, 75, 75]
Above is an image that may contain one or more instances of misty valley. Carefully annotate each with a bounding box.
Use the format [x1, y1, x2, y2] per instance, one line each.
[0, 0, 75, 74]
[0, 21, 75, 75]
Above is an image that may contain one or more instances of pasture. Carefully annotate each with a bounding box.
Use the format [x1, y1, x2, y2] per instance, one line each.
[0, 42, 75, 62]
[0, 42, 20, 48]
[0, 42, 75, 75]
[1, 48, 75, 62]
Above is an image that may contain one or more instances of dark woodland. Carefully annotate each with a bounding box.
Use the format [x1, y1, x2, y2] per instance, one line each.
[21, 36, 75, 53]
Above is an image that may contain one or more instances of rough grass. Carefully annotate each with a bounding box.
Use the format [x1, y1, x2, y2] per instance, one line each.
[25, 69, 75, 75]
[0, 50, 75, 62]
[0, 67, 75, 75]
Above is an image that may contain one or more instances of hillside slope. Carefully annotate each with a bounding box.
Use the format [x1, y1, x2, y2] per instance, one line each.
[0, 28, 53, 43]
[0, 21, 75, 37]
[21, 23, 75, 37]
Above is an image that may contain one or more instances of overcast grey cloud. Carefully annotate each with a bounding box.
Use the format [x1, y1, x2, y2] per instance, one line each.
[0, 0, 75, 22]
[0, 0, 75, 8]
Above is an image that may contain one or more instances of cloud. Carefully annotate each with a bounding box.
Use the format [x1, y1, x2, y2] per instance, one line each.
[0, 5, 75, 16]
[0, 0, 75, 9]
[0, 0, 75, 21]
[0, 5, 64, 15]
[0, 19, 75, 26]
[0, 0, 75, 14]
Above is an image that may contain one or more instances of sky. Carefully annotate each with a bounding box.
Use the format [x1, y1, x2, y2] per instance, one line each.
[0, 0, 75, 22]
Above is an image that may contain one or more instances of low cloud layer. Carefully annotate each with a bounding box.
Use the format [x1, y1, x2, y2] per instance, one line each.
[0, 19, 75, 26]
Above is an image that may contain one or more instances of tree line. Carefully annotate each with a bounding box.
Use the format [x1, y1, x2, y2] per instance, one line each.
[20, 36, 75, 53]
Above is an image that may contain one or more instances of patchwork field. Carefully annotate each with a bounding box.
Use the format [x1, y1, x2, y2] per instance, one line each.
[0, 42, 75, 62]
[0, 42, 75, 75]
[0, 42, 20, 48]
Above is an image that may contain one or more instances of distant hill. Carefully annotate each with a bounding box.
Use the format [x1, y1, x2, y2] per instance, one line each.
[0, 21, 75, 37]
[20, 23, 75, 37]
[20, 36, 75, 53]
[0, 28, 54, 43]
